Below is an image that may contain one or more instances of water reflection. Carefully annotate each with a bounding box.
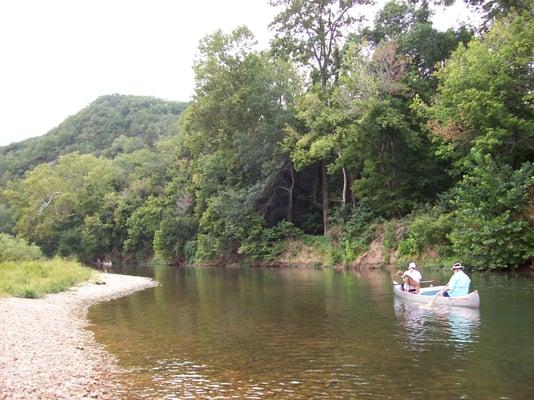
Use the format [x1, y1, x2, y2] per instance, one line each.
[394, 298, 480, 352]
[88, 266, 534, 399]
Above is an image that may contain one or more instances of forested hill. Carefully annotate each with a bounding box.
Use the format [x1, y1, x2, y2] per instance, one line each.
[0, 94, 188, 180]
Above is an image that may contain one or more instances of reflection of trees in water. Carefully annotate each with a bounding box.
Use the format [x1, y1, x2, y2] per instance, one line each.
[446, 307, 480, 346]
[350, 270, 390, 300]
[394, 299, 480, 352]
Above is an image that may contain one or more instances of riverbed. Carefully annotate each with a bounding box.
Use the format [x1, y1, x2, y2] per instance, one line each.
[87, 265, 534, 399]
[0, 273, 156, 400]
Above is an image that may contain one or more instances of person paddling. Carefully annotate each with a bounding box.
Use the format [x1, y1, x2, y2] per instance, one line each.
[396, 262, 422, 293]
[442, 263, 471, 297]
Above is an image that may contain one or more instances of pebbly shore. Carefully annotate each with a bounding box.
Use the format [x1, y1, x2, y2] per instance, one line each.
[0, 273, 157, 400]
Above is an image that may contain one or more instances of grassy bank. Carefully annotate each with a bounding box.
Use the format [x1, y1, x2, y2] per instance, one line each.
[0, 258, 96, 298]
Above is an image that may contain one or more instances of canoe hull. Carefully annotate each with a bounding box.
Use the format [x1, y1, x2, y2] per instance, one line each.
[393, 281, 480, 309]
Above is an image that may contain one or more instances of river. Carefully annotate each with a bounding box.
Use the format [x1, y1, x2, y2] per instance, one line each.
[88, 265, 534, 399]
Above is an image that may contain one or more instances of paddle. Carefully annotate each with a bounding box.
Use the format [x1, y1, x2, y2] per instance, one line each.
[421, 288, 444, 309]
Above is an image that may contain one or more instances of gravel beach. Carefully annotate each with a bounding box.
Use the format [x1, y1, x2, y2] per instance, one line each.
[0, 273, 157, 400]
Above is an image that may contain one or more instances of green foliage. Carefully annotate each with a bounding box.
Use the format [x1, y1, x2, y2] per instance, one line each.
[124, 196, 164, 257]
[397, 206, 454, 257]
[1, 7, 531, 271]
[301, 235, 338, 266]
[430, 13, 534, 174]
[5, 153, 117, 256]
[362, 1, 473, 99]
[337, 203, 377, 260]
[461, 0, 532, 29]
[383, 220, 398, 250]
[448, 157, 533, 269]
[0, 94, 187, 180]
[0, 258, 95, 298]
[181, 27, 299, 261]
[154, 216, 198, 264]
[240, 221, 304, 261]
[57, 228, 84, 257]
[184, 240, 198, 264]
[397, 236, 418, 256]
[0, 233, 44, 262]
[334, 39, 451, 218]
[0, 202, 15, 234]
[270, 0, 359, 88]
[196, 188, 264, 262]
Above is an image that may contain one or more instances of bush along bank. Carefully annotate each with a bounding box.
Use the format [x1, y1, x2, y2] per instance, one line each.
[0, 258, 96, 298]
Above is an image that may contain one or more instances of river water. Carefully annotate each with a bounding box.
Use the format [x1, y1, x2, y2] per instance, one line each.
[88, 265, 534, 399]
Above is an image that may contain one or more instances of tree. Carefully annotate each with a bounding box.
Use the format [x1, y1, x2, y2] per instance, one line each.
[429, 11, 534, 268]
[429, 12, 534, 174]
[361, 0, 473, 100]
[332, 41, 448, 217]
[180, 27, 297, 260]
[270, 0, 368, 234]
[461, 0, 531, 30]
[5, 153, 116, 255]
[448, 156, 533, 269]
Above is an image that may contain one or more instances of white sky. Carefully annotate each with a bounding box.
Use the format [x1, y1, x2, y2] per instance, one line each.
[0, 0, 477, 147]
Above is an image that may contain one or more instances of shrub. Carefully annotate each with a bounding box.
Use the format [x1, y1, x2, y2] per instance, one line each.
[398, 236, 418, 256]
[0, 258, 95, 298]
[398, 207, 454, 258]
[448, 159, 533, 269]
[154, 216, 198, 263]
[338, 203, 377, 262]
[0, 233, 44, 262]
[301, 235, 337, 266]
[184, 240, 197, 264]
[240, 221, 304, 261]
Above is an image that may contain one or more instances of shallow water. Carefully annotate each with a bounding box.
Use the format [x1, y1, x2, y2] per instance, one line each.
[88, 266, 534, 399]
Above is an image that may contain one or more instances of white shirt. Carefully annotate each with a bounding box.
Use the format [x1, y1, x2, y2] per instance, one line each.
[404, 269, 422, 283]
[403, 269, 422, 291]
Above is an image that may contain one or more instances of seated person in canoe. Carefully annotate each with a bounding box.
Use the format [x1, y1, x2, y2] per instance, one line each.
[442, 263, 471, 297]
[396, 262, 422, 293]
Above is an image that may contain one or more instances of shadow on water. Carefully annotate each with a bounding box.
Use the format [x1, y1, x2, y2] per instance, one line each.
[88, 265, 534, 399]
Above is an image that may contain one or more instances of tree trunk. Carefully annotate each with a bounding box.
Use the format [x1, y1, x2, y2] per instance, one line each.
[321, 161, 329, 236]
[341, 167, 348, 208]
[348, 169, 356, 208]
[287, 162, 295, 223]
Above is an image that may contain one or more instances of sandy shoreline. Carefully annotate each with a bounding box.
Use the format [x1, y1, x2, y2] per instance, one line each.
[0, 273, 157, 400]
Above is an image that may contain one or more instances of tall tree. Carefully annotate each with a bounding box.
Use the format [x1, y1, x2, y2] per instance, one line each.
[361, 0, 473, 100]
[4, 153, 116, 256]
[429, 12, 534, 173]
[429, 12, 534, 268]
[332, 41, 448, 217]
[270, 0, 368, 234]
[180, 27, 298, 260]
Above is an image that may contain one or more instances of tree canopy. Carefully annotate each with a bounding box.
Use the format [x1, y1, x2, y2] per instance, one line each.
[0, 1, 532, 270]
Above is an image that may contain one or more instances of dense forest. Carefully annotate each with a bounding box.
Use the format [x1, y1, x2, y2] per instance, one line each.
[0, 94, 188, 182]
[0, 0, 532, 271]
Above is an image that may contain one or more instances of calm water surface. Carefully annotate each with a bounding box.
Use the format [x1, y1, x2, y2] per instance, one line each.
[88, 266, 534, 399]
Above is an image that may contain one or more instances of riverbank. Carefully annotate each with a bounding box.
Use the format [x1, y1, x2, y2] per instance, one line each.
[0, 273, 157, 400]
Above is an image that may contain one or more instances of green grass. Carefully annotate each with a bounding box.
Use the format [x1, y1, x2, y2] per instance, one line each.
[0, 258, 96, 298]
[301, 235, 338, 266]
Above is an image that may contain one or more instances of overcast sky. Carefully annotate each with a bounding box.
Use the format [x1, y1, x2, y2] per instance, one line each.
[0, 0, 477, 147]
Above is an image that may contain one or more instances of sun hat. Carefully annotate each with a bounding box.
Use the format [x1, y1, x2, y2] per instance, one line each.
[408, 262, 416, 269]
[450, 263, 464, 270]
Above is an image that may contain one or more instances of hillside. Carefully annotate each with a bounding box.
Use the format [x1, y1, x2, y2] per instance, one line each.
[0, 94, 188, 180]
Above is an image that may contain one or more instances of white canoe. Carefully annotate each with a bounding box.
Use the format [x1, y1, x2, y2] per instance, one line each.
[393, 281, 480, 309]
